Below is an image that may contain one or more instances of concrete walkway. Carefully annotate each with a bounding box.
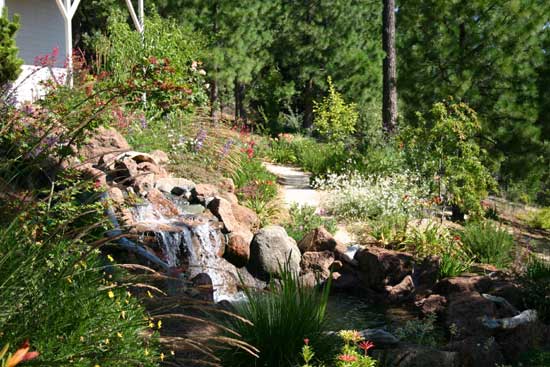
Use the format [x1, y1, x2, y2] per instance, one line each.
[264, 162, 354, 245]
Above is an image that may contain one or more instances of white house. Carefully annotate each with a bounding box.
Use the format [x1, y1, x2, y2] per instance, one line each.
[0, 0, 145, 103]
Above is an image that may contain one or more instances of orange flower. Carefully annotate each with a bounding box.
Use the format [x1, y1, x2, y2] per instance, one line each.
[337, 354, 357, 362]
[6, 340, 39, 367]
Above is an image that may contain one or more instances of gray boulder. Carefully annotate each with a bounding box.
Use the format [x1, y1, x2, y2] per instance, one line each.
[247, 226, 301, 280]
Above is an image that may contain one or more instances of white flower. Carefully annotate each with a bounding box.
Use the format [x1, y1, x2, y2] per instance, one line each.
[198, 69, 207, 76]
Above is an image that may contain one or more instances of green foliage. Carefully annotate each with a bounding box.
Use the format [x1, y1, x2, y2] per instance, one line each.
[458, 221, 515, 268]
[265, 134, 351, 178]
[525, 207, 550, 230]
[403, 101, 496, 217]
[284, 204, 337, 242]
[520, 256, 550, 323]
[313, 77, 358, 142]
[0, 184, 158, 366]
[92, 12, 208, 113]
[0, 9, 22, 85]
[398, 0, 548, 201]
[220, 266, 331, 367]
[369, 214, 409, 247]
[394, 314, 440, 347]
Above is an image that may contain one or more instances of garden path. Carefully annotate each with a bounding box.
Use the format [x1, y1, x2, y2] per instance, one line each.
[263, 162, 355, 245]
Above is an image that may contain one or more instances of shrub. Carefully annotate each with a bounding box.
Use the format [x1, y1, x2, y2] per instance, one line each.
[285, 204, 338, 242]
[402, 101, 496, 218]
[220, 266, 331, 367]
[458, 221, 515, 268]
[402, 223, 473, 278]
[0, 8, 22, 85]
[92, 12, 208, 113]
[525, 207, 550, 230]
[313, 77, 358, 143]
[369, 214, 409, 247]
[520, 256, 550, 323]
[316, 172, 430, 221]
[394, 314, 440, 347]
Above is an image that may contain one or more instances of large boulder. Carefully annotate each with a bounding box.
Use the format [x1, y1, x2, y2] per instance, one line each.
[300, 251, 335, 280]
[444, 292, 498, 338]
[207, 197, 240, 233]
[298, 227, 339, 253]
[446, 336, 506, 367]
[355, 247, 414, 290]
[247, 226, 301, 280]
[146, 188, 180, 217]
[232, 203, 260, 232]
[155, 177, 196, 198]
[79, 126, 130, 164]
[374, 345, 459, 367]
[224, 232, 251, 268]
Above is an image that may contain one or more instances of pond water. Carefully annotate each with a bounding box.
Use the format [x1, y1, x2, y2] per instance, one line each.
[325, 293, 420, 331]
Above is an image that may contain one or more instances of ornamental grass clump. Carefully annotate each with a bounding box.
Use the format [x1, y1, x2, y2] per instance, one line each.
[220, 266, 331, 367]
[458, 221, 515, 268]
[316, 171, 430, 221]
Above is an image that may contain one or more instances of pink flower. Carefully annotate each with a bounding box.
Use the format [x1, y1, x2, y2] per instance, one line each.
[303, 338, 309, 345]
[358, 340, 375, 355]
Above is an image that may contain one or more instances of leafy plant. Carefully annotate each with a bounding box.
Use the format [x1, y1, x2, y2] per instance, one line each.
[402, 101, 496, 219]
[284, 204, 337, 242]
[520, 256, 550, 323]
[525, 207, 550, 230]
[233, 154, 278, 204]
[300, 330, 377, 367]
[369, 214, 409, 247]
[0, 186, 159, 366]
[0, 8, 22, 85]
[394, 314, 440, 347]
[220, 265, 331, 367]
[458, 221, 515, 268]
[313, 77, 358, 143]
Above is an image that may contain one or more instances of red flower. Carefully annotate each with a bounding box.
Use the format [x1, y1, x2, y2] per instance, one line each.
[453, 235, 461, 242]
[337, 354, 357, 362]
[358, 340, 375, 355]
[303, 338, 309, 345]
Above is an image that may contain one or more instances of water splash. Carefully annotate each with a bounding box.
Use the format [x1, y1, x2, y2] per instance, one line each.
[131, 200, 243, 302]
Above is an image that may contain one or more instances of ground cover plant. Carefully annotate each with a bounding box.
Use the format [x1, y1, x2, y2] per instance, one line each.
[520, 256, 550, 323]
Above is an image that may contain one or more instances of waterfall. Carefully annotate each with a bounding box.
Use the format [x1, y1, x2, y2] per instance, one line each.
[131, 201, 243, 302]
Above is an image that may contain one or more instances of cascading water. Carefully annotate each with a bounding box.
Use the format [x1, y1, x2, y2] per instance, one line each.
[132, 201, 247, 302]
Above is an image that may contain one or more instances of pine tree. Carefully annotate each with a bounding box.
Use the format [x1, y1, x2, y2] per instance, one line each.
[397, 0, 548, 189]
[156, 0, 275, 121]
[0, 8, 22, 85]
[267, 0, 382, 129]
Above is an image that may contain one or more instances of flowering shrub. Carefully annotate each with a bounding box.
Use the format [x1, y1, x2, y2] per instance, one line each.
[315, 172, 430, 221]
[300, 330, 377, 367]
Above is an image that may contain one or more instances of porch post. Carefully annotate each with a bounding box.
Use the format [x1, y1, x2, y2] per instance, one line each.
[64, 0, 73, 86]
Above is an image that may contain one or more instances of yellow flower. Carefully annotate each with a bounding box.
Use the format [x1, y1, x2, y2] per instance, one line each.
[66, 276, 72, 284]
[107, 254, 115, 262]
[104, 339, 109, 345]
[79, 336, 84, 342]
[94, 365, 100, 367]
[149, 321, 154, 329]
[144, 348, 150, 356]
[157, 320, 162, 329]
[147, 291, 153, 298]
[108, 290, 115, 299]
[160, 353, 165, 361]
[116, 332, 123, 339]
[121, 310, 126, 319]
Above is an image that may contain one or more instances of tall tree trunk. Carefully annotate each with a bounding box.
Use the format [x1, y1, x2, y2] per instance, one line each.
[234, 79, 247, 122]
[382, 0, 398, 134]
[303, 78, 314, 130]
